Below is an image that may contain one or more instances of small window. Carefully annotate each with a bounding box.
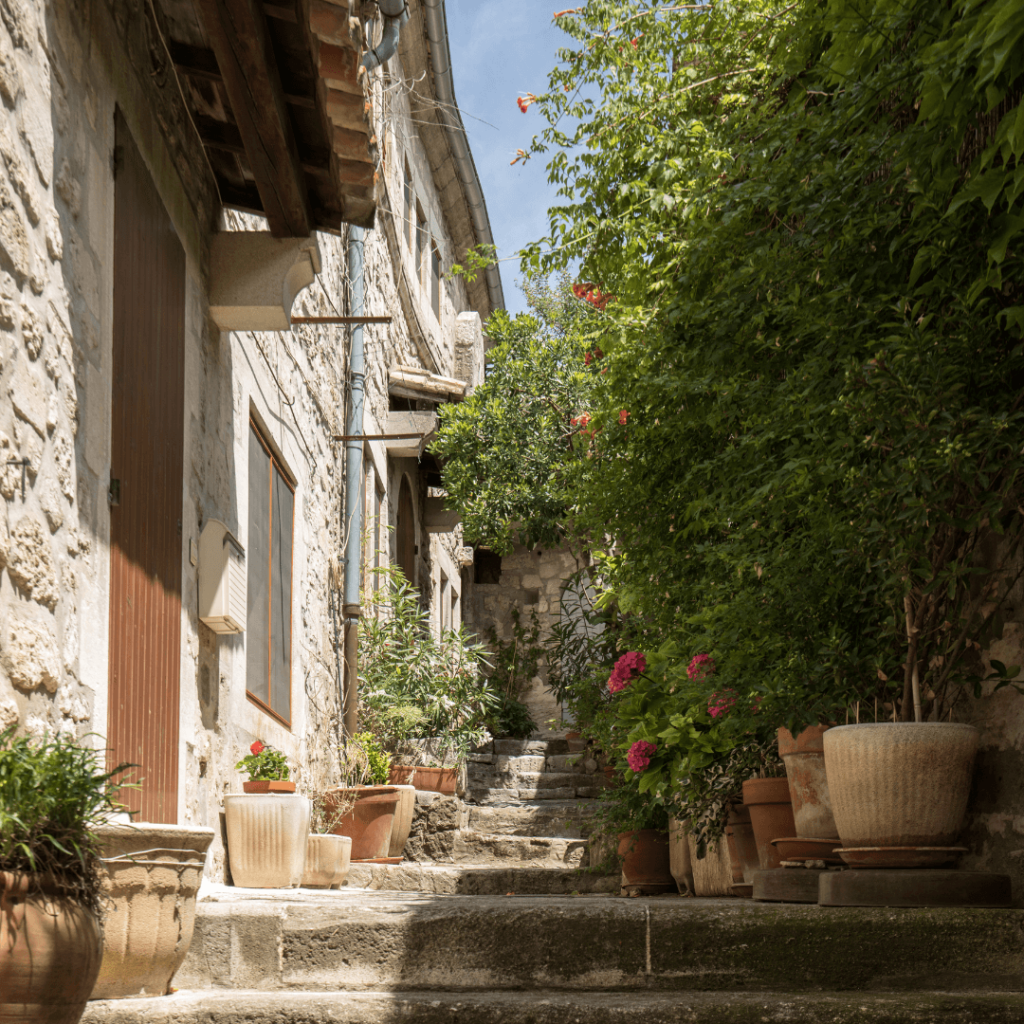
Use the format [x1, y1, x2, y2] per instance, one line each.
[396, 475, 416, 585]
[415, 203, 427, 285]
[430, 243, 441, 321]
[403, 162, 413, 248]
[439, 571, 450, 634]
[246, 420, 294, 725]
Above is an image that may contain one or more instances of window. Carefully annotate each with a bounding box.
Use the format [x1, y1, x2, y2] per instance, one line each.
[415, 203, 427, 285]
[246, 420, 294, 725]
[396, 475, 416, 585]
[430, 243, 441, 321]
[403, 161, 412, 248]
[439, 571, 450, 634]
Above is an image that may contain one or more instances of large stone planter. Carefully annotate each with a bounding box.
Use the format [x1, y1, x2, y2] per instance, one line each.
[301, 834, 352, 888]
[387, 784, 417, 858]
[91, 822, 214, 1000]
[224, 793, 310, 887]
[1, 871, 102, 1023]
[823, 722, 979, 847]
[686, 833, 733, 896]
[778, 724, 839, 839]
[668, 817, 694, 894]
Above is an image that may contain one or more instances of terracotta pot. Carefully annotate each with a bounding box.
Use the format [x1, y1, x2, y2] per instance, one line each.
[685, 833, 733, 896]
[242, 780, 296, 794]
[617, 830, 674, 893]
[301, 834, 352, 888]
[667, 818, 694, 894]
[91, 822, 214, 1000]
[0, 871, 102, 1023]
[326, 785, 400, 860]
[823, 722, 979, 848]
[223, 792, 310, 887]
[388, 765, 458, 795]
[778, 724, 839, 839]
[725, 804, 760, 885]
[742, 777, 796, 870]
[387, 785, 417, 858]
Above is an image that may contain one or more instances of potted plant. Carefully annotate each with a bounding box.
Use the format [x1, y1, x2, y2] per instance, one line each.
[0, 725, 131, 1023]
[360, 566, 498, 792]
[301, 789, 352, 888]
[324, 733, 401, 861]
[224, 740, 309, 887]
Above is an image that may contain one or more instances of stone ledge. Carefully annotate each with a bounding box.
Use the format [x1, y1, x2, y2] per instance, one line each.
[83, 988, 1024, 1024]
[171, 891, 1024, 995]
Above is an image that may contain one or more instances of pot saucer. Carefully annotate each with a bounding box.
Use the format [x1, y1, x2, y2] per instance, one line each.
[770, 837, 843, 864]
[731, 882, 753, 898]
[351, 855, 403, 864]
[837, 846, 967, 869]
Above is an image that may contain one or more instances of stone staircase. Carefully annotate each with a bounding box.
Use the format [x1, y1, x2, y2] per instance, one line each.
[83, 889, 1024, 1023]
[346, 735, 618, 894]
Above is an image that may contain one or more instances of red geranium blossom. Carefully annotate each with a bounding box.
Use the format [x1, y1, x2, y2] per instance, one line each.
[250, 739, 265, 755]
[619, 409, 629, 425]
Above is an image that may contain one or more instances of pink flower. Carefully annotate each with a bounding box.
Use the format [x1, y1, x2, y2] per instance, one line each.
[627, 740, 657, 772]
[607, 651, 646, 693]
[687, 653, 716, 681]
[250, 740, 265, 755]
[707, 689, 738, 719]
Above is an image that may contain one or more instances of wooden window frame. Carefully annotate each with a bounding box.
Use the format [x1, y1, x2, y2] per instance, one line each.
[403, 160, 413, 249]
[246, 417, 296, 728]
[430, 242, 441, 322]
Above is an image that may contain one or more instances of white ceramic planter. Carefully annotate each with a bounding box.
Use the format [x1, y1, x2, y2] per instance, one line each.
[90, 822, 214, 1000]
[224, 793, 310, 888]
[387, 784, 416, 858]
[301, 834, 352, 888]
[823, 722, 979, 847]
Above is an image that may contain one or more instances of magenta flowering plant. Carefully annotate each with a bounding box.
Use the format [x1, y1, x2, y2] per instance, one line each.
[607, 651, 647, 693]
[687, 653, 716, 682]
[626, 739, 657, 772]
[707, 689, 738, 719]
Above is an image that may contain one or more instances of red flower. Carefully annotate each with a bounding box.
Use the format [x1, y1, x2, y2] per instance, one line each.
[584, 351, 592, 366]
[517, 93, 537, 114]
[687, 653, 716, 682]
[607, 651, 647, 693]
[250, 740, 265, 756]
[627, 740, 657, 772]
[619, 409, 629, 425]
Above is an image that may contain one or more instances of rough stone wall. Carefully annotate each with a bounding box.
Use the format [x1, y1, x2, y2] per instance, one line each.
[0, 0, 485, 884]
[463, 544, 582, 731]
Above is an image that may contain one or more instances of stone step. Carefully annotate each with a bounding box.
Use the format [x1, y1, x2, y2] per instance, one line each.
[474, 737, 572, 757]
[450, 830, 588, 867]
[467, 783, 606, 803]
[343, 861, 616, 894]
[466, 800, 600, 837]
[83, 988, 1024, 1024]
[170, 890, 1024, 995]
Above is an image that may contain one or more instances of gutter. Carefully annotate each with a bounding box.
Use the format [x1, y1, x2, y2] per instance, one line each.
[342, 226, 366, 737]
[421, 0, 505, 315]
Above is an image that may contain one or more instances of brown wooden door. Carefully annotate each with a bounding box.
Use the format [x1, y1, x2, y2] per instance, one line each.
[396, 475, 415, 585]
[107, 110, 186, 823]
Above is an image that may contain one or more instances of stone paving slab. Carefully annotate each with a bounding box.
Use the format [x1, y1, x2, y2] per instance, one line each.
[451, 830, 587, 866]
[172, 890, 1024, 995]
[342, 861, 615, 894]
[83, 988, 1024, 1024]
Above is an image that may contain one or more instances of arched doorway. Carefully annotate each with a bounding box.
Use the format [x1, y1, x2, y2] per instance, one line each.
[396, 475, 416, 585]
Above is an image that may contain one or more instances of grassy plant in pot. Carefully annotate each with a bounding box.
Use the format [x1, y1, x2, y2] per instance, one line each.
[360, 566, 498, 794]
[224, 741, 309, 887]
[325, 733, 401, 862]
[0, 726, 132, 1024]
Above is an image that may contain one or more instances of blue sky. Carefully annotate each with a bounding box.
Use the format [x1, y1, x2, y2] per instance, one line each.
[446, 0, 568, 315]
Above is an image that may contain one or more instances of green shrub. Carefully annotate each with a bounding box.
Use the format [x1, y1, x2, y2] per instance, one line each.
[0, 726, 133, 913]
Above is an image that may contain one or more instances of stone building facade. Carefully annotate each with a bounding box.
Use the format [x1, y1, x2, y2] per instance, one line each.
[0, 0, 499, 880]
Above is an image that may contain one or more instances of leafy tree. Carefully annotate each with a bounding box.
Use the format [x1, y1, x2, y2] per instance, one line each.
[433, 277, 602, 555]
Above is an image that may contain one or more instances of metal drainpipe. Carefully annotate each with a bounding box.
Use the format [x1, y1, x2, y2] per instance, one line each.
[361, 0, 409, 70]
[342, 226, 366, 737]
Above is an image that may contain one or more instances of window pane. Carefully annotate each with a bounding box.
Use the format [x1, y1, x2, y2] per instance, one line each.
[431, 246, 440, 319]
[270, 464, 293, 719]
[246, 428, 270, 706]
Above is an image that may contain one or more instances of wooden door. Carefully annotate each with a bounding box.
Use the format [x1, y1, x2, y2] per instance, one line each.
[396, 475, 415, 585]
[107, 110, 186, 823]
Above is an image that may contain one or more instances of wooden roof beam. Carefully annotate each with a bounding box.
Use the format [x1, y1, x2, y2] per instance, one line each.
[195, 0, 313, 237]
